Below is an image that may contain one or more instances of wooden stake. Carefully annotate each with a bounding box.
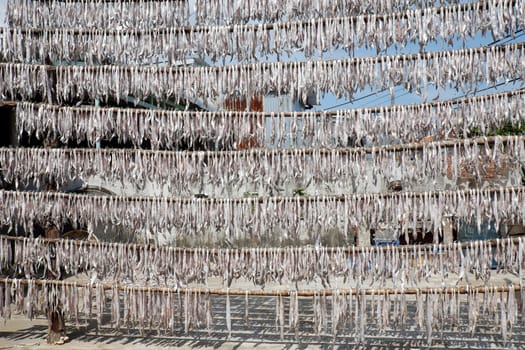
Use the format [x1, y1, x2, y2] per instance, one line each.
[44, 224, 67, 344]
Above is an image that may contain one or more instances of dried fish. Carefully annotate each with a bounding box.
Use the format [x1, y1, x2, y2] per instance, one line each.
[4, 1, 521, 64]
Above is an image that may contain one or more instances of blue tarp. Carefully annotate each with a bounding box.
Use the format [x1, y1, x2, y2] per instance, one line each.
[457, 219, 500, 242]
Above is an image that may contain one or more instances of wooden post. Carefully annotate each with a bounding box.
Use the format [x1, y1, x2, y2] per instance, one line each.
[45, 224, 68, 345]
[47, 309, 66, 345]
[442, 215, 454, 244]
[357, 226, 371, 247]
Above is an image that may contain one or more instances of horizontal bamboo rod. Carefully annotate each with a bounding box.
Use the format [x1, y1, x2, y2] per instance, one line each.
[0, 277, 519, 297]
[3, 42, 522, 72]
[3, 87, 523, 117]
[1, 185, 523, 204]
[1, 134, 521, 158]
[1, 234, 521, 255]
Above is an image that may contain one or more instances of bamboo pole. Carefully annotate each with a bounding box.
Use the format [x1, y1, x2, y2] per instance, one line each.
[4, 87, 524, 117]
[1, 233, 521, 255]
[3, 42, 523, 73]
[0, 277, 519, 297]
[1, 185, 523, 204]
[1, 134, 522, 159]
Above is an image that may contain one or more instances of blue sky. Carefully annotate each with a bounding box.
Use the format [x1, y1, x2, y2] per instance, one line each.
[311, 32, 525, 111]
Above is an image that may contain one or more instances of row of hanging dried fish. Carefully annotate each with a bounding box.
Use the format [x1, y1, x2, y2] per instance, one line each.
[0, 278, 522, 343]
[2, 1, 520, 64]
[0, 278, 212, 336]
[0, 187, 523, 243]
[14, 90, 525, 149]
[192, 0, 463, 26]
[6, 0, 461, 27]
[1, 43, 521, 104]
[1, 235, 521, 289]
[1, 136, 523, 196]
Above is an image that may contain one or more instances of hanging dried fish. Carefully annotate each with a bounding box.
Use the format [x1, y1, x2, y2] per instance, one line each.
[2, 186, 524, 247]
[4, 279, 525, 342]
[5, 235, 525, 292]
[278, 294, 285, 340]
[3, 1, 521, 65]
[244, 291, 249, 325]
[507, 286, 517, 337]
[111, 285, 120, 330]
[312, 292, 321, 336]
[425, 292, 433, 344]
[3, 279, 11, 322]
[288, 291, 299, 335]
[202, 291, 212, 334]
[6, 0, 190, 29]
[7, 0, 464, 28]
[501, 289, 508, 343]
[359, 290, 366, 342]
[2, 43, 518, 106]
[226, 290, 231, 339]
[14, 90, 525, 151]
[95, 283, 104, 332]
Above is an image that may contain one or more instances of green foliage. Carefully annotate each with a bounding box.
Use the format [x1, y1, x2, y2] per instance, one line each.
[292, 188, 307, 196]
[468, 121, 525, 137]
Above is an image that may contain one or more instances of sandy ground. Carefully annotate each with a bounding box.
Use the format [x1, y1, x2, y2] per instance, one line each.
[1, 313, 347, 350]
[1, 273, 525, 349]
[1, 314, 314, 350]
[2, 311, 525, 350]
